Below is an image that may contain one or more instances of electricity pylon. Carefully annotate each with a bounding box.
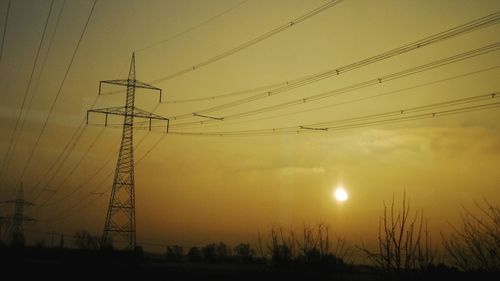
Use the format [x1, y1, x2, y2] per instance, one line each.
[0, 183, 35, 245]
[87, 53, 169, 250]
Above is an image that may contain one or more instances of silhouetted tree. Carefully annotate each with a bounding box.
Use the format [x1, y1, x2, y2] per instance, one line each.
[201, 243, 217, 262]
[443, 200, 500, 272]
[34, 239, 46, 248]
[358, 191, 436, 274]
[74, 230, 99, 250]
[268, 227, 295, 266]
[296, 224, 349, 268]
[216, 242, 230, 260]
[11, 232, 25, 247]
[166, 245, 183, 262]
[100, 236, 113, 250]
[260, 224, 352, 268]
[234, 243, 254, 262]
[187, 246, 202, 262]
[135, 245, 144, 258]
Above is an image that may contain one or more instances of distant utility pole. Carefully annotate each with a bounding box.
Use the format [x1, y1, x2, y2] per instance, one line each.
[87, 53, 169, 250]
[0, 183, 35, 245]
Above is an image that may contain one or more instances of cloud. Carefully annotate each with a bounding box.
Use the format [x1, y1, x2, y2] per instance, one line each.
[279, 166, 326, 175]
[311, 125, 500, 157]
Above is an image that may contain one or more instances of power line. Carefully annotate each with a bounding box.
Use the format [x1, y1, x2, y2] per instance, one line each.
[161, 81, 287, 104]
[0, 0, 55, 185]
[0, 0, 11, 61]
[38, 90, 500, 223]
[149, 0, 343, 83]
[135, 134, 165, 165]
[12, 0, 68, 169]
[34, 76, 164, 209]
[34, 132, 150, 210]
[32, 92, 500, 222]
[38, 167, 111, 222]
[17, 0, 98, 184]
[26, 112, 96, 199]
[24, 0, 189, 209]
[30, 126, 105, 205]
[166, 92, 499, 137]
[38, 133, 158, 223]
[38, 192, 105, 223]
[319, 102, 500, 131]
[161, 11, 500, 105]
[169, 42, 500, 128]
[29, 0, 67, 101]
[32, 128, 105, 208]
[37, 43, 500, 225]
[312, 94, 498, 128]
[102, 0, 343, 97]
[29, 122, 87, 196]
[2, 1, 67, 193]
[34, 133, 151, 221]
[179, 65, 500, 131]
[39, 149, 117, 209]
[102, 1, 249, 81]
[52, 127, 105, 189]
[134, 0, 249, 53]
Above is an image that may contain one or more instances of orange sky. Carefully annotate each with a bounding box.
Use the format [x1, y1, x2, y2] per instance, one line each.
[0, 0, 499, 253]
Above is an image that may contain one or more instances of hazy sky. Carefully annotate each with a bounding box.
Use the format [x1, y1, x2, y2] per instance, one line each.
[0, 0, 499, 252]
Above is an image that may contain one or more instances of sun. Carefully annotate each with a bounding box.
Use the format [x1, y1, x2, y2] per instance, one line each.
[334, 187, 349, 202]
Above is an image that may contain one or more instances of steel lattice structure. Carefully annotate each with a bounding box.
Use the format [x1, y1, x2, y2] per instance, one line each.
[0, 183, 35, 245]
[87, 53, 168, 250]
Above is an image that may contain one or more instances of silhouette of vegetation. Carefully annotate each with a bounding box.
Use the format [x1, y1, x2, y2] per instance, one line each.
[2, 199, 498, 280]
[34, 238, 46, 248]
[233, 243, 255, 262]
[200, 242, 231, 262]
[166, 245, 183, 262]
[201, 243, 217, 262]
[73, 230, 99, 250]
[443, 200, 500, 272]
[99, 235, 113, 250]
[358, 191, 436, 276]
[10, 231, 26, 247]
[216, 242, 230, 260]
[258, 223, 351, 270]
[268, 227, 294, 266]
[187, 246, 202, 262]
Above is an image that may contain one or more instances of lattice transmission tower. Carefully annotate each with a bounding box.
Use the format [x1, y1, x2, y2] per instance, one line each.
[0, 183, 35, 245]
[87, 53, 169, 250]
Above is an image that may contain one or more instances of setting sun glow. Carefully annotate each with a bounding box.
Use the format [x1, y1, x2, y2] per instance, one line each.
[334, 187, 349, 202]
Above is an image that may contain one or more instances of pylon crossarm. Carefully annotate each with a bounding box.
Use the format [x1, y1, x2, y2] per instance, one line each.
[100, 79, 160, 91]
[99, 80, 162, 102]
[133, 107, 169, 120]
[88, 107, 168, 120]
[87, 106, 169, 131]
[1, 199, 34, 206]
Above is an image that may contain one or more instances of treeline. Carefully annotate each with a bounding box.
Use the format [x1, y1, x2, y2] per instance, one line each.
[1, 193, 498, 278]
[165, 224, 350, 270]
[158, 195, 499, 277]
[165, 242, 256, 263]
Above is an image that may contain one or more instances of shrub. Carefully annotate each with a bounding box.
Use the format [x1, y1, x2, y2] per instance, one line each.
[187, 246, 202, 262]
[358, 191, 436, 274]
[443, 200, 500, 272]
[166, 245, 183, 262]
